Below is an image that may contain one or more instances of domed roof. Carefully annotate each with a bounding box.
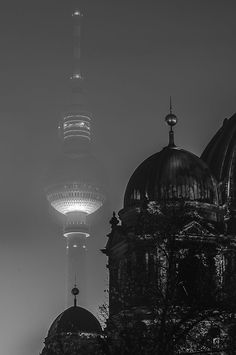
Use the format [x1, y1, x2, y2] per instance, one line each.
[124, 146, 218, 208]
[201, 113, 236, 204]
[48, 306, 102, 337]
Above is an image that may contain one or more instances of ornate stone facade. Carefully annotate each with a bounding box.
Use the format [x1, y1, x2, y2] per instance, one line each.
[103, 113, 236, 354]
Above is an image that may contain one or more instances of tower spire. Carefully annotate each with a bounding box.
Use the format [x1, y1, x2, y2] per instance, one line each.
[169, 96, 172, 114]
[165, 97, 178, 147]
[59, 7, 92, 153]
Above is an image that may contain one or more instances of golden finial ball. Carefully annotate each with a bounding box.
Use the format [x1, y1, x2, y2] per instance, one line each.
[71, 287, 79, 296]
[165, 113, 178, 127]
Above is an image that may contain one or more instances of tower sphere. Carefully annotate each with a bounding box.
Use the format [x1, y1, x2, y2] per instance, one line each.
[45, 153, 105, 216]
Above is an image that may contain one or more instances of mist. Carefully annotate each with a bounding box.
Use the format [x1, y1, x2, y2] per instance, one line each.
[0, 1, 236, 354]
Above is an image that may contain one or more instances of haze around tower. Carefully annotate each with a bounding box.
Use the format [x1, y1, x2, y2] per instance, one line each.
[0, 1, 236, 355]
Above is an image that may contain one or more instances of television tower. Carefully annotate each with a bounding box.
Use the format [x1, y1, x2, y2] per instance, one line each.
[45, 8, 105, 307]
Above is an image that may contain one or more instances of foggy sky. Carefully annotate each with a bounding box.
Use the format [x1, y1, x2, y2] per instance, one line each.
[0, 1, 236, 354]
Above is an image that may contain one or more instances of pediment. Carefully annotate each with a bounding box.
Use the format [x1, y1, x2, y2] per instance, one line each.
[179, 221, 215, 237]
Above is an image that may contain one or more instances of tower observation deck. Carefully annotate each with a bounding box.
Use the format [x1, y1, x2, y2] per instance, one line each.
[45, 8, 105, 307]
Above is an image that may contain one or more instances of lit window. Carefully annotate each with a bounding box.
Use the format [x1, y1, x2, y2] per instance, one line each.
[70, 73, 82, 80]
[145, 252, 149, 272]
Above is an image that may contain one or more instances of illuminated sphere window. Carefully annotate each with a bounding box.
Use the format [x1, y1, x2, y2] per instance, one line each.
[47, 182, 104, 215]
[45, 153, 105, 217]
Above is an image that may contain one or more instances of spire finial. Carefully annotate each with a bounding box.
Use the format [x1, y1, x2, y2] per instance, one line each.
[71, 279, 79, 307]
[109, 211, 119, 229]
[165, 97, 178, 147]
[169, 96, 172, 114]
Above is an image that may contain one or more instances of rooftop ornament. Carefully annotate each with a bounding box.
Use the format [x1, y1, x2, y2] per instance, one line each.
[165, 96, 178, 147]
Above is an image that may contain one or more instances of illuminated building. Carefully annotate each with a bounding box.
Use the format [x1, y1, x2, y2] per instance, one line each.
[45, 8, 105, 307]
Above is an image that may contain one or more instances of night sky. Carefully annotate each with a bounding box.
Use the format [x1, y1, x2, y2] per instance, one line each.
[1, 1, 236, 354]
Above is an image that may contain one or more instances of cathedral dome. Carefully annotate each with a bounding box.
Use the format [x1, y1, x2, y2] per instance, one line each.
[124, 145, 218, 208]
[201, 113, 236, 205]
[47, 306, 102, 337]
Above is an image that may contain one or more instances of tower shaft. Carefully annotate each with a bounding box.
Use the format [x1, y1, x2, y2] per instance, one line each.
[64, 211, 89, 307]
[66, 231, 88, 307]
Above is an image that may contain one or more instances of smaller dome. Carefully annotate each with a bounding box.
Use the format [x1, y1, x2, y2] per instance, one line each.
[48, 306, 102, 337]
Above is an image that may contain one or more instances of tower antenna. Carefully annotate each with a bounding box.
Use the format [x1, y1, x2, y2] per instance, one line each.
[169, 96, 172, 114]
[59, 6, 92, 150]
[71, 9, 83, 81]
